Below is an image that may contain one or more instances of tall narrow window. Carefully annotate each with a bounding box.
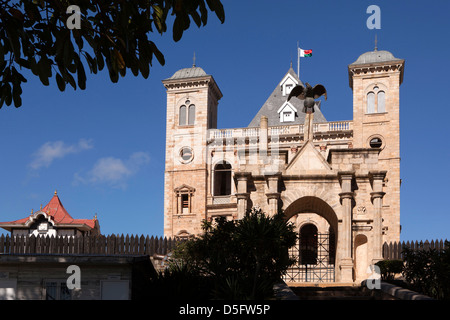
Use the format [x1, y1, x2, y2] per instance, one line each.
[179, 105, 186, 125]
[174, 185, 195, 214]
[214, 162, 232, 196]
[377, 91, 385, 113]
[366, 92, 375, 114]
[181, 194, 189, 213]
[188, 104, 195, 125]
[300, 224, 318, 265]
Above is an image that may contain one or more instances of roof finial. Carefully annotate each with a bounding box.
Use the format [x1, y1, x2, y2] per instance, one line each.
[192, 51, 196, 67]
[54, 189, 57, 196]
[94, 213, 98, 220]
[31, 208, 34, 215]
[374, 34, 378, 51]
[40, 204, 42, 210]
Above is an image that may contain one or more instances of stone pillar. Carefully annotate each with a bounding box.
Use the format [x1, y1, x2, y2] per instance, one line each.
[234, 172, 251, 219]
[338, 171, 355, 283]
[304, 113, 314, 141]
[370, 171, 387, 264]
[259, 115, 268, 161]
[265, 173, 281, 216]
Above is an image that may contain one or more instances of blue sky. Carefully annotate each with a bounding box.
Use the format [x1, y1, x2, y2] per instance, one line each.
[0, 0, 449, 241]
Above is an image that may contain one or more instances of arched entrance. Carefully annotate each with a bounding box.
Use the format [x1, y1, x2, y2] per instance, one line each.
[283, 196, 338, 283]
[299, 224, 318, 265]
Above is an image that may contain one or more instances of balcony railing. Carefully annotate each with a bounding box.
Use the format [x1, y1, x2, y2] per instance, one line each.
[208, 121, 352, 140]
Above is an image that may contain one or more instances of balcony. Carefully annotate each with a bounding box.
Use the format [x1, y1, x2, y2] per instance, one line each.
[208, 121, 352, 140]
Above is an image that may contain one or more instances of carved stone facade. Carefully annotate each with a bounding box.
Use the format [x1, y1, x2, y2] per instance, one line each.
[162, 49, 404, 283]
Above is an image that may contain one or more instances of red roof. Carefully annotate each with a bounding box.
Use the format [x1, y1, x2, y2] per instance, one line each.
[0, 192, 97, 230]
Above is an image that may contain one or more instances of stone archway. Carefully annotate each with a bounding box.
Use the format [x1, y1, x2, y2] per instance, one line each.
[284, 196, 339, 237]
[283, 196, 339, 283]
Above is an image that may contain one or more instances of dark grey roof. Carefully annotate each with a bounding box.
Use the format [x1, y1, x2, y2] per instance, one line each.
[248, 67, 328, 127]
[165, 66, 208, 80]
[350, 50, 402, 66]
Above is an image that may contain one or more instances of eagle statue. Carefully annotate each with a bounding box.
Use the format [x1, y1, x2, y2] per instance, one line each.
[287, 83, 327, 114]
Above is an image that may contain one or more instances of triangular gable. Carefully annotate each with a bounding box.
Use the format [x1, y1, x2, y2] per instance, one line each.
[279, 73, 298, 87]
[277, 101, 297, 114]
[286, 141, 331, 174]
[174, 184, 196, 193]
[279, 73, 298, 97]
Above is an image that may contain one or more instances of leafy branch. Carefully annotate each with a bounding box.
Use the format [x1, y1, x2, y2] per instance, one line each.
[0, 0, 225, 108]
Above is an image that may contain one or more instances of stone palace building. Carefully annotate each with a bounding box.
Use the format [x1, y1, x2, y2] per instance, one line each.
[161, 47, 404, 284]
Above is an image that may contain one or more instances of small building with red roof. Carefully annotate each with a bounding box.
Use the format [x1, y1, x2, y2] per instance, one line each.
[0, 190, 100, 237]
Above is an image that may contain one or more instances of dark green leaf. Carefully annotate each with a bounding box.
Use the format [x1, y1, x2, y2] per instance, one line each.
[56, 73, 66, 91]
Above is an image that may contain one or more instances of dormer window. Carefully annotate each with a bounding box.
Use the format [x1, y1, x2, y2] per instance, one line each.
[285, 84, 293, 95]
[283, 111, 293, 122]
[280, 74, 298, 96]
[278, 102, 297, 123]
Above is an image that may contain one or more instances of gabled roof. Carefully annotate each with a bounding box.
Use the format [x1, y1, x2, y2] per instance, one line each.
[248, 66, 328, 127]
[0, 191, 98, 232]
[277, 101, 297, 114]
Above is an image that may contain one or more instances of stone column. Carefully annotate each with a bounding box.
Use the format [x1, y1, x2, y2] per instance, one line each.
[370, 171, 387, 264]
[338, 171, 355, 283]
[259, 115, 268, 161]
[265, 173, 281, 216]
[234, 172, 251, 219]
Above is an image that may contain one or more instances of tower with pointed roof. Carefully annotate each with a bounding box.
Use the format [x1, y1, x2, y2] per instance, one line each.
[162, 48, 404, 284]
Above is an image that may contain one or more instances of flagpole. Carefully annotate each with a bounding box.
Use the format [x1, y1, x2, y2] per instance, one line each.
[297, 41, 300, 78]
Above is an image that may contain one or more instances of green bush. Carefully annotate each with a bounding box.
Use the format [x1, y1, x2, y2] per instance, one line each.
[169, 207, 298, 300]
[375, 259, 404, 281]
[402, 241, 450, 300]
[149, 260, 213, 299]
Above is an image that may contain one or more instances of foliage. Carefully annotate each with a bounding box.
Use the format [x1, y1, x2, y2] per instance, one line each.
[149, 259, 213, 300]
[375, 259, 404, 281]
[402, 241, 450, 300]
[0, 0, 225, 108]
[171, 207, 298, 300]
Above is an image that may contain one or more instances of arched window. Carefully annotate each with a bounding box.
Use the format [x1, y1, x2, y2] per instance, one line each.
[300, 224, 318, 265]
[366, 92, 375, 114]
[213, 162, 232, 196]
[188, 104, 195, 125]
[179, 105, 186, 125]
[377, 91, 385, 113]
[367, 86, 387, 114]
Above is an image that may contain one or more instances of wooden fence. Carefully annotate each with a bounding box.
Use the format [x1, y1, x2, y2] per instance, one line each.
[1, 234, 447, 261]
[382, 239, 449, 260]
[0, 234, 179, 256]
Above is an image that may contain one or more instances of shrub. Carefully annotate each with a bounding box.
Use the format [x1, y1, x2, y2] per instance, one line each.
[170, 207, 298, 300]
[402, 241, 450, 300]
[375, 259, 404, 281]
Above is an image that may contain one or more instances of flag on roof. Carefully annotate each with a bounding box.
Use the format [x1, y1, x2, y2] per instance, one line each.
[299, 49, 312, 57]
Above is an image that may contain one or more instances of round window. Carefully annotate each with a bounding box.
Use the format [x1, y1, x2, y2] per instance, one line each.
[369, 137, 383, 148]
[180, 147, 193, 163]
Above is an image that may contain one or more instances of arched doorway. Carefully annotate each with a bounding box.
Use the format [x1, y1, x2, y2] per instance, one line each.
[300, 224, 318, 265]
[283, 196, 338, 283]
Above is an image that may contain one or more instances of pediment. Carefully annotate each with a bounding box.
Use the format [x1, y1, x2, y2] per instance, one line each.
[174, 184, 196, 193]
[286, 141, 331, 174]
